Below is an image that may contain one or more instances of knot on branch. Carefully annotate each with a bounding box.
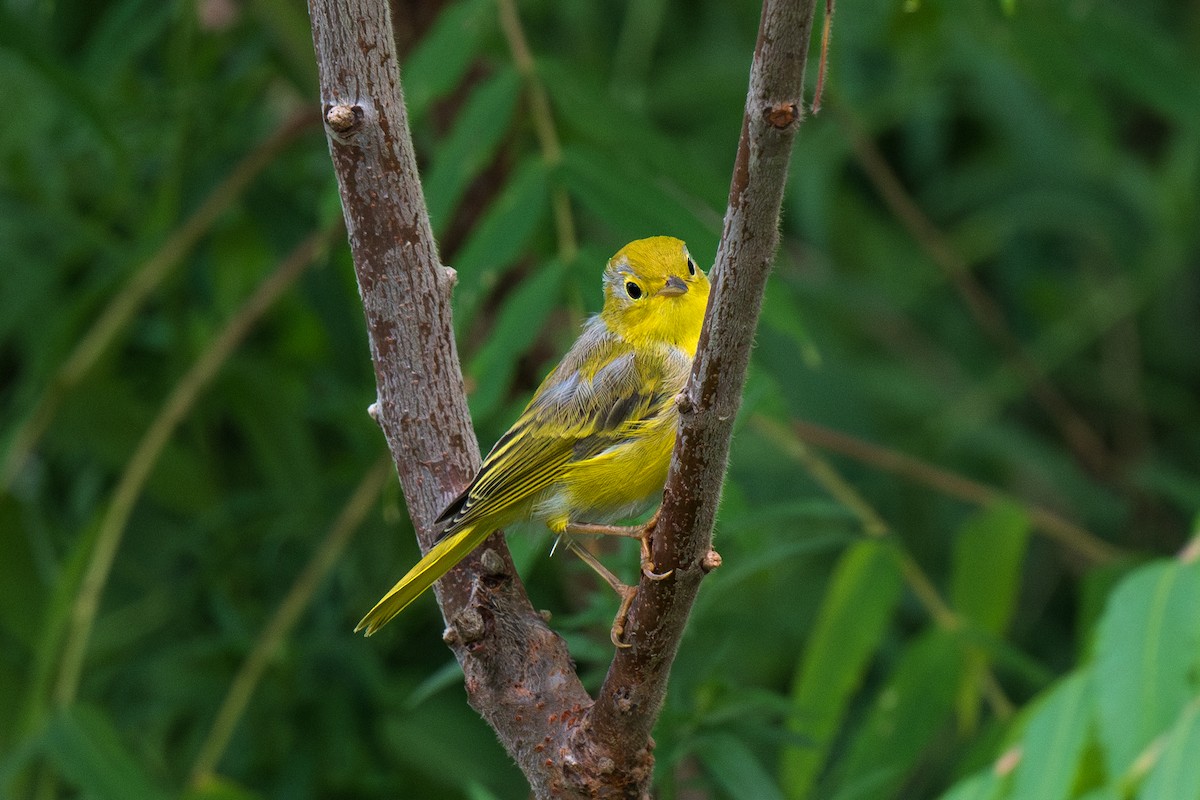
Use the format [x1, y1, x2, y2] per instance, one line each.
[324, 103, 364, 140]
[447, 607, 486, 645]
[674, 391, 696, 415]
[480, 548, 507, 577]
[439, 265, 458, 298]
[763, 101, 801, 129]
[701, 549, 723, 573]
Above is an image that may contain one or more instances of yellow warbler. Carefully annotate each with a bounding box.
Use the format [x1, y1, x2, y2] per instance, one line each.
[357, 236, 710, 642]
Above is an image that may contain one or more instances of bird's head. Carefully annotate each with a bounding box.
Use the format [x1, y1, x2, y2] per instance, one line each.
[600, 236, 711, 354]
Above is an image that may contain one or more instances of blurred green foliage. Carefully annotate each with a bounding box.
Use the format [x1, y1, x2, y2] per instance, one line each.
[2, 0, 1199, 798]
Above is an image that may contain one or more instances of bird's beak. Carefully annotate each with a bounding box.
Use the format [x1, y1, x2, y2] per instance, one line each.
[657, 275, 688, 297]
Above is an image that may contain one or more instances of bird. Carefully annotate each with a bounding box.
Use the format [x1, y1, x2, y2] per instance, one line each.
[356, 236, 710, 645]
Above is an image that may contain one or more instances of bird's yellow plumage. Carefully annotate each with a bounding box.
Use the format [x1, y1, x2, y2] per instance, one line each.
[356, 236, 710, 637]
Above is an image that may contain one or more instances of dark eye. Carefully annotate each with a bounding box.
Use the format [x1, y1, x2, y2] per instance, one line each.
[686, 257, 696, 276]
[625, 281, 643, 299]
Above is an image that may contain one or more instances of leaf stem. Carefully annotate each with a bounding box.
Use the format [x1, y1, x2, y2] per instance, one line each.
[837, 106, 1115, 478]
[1, 110, 320, 494]
[495, 0, 578, 264]
[48, 225, 339, 714]
[187, 458, 391, 788]
[784, 416, 1122, 565]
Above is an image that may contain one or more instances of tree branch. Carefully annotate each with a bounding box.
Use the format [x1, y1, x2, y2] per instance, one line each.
[308, 0, 818, 796]
[583, 0, 819, 770]
[307, 2, 594, 796]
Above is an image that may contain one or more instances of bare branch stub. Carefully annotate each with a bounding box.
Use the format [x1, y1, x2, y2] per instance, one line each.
[307, 2, 593, 797]
[583, 0, 820, 766]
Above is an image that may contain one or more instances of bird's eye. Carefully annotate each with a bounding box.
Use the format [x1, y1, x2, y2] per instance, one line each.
[686, 257, 696, 276]
[625, 281, 643, 300]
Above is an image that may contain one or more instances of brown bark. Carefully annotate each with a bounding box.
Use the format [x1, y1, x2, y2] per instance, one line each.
[308, 2, 592, 795]
[584, 0, 819, 764]
[308, 0, 818, 796]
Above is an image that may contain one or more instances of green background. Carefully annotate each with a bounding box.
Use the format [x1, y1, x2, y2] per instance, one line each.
[2, 0, 1198, 797]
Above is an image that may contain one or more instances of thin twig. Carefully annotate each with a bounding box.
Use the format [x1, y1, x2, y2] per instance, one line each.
[784, 416, 1122, 565]
[188, 458, 391, 788]
[1, 110, 319, 494]
[837, 108, 1115, 478]
[495, 0, 578, 263]
[49, 224, 340, 712]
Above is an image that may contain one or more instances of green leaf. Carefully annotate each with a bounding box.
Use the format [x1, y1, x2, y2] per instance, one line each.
[950, 502, 1030, 636]
[540, 58, 724, 203]
[761, 281, 822, 369]
[425, 67, 523, 233]
[0, 8, 125, 160]
[406, 659, 465, 710]
[465, 783, 504, 800]
[381, 699, 516, 795]
[781, 539, 904, 799]
[950, 502, 1030, 730]
[466, 259, 568, 422]
[0, 494, 43, 648]
[402, 0, 494, 120]
[1076, 789, 1123, 800]
[699, 533, 857, 611]
[1009, 671, 1092, 800]
[694, 734, 786, 800]
[830, 630, 965, 800]
[0, 729, 41, 796]
[42, 704, 170, 800]
[1094, 559, 1200, 777]
[183, 776, 266, 800]
[560, 145, 719, 258]
[936, 767, 1006, 800]
[1079, 5, 1200, 126]
[1138, 699, 1200, 800]
[451, 159, 550, 328]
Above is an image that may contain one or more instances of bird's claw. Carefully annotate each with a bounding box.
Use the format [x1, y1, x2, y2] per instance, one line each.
[610, 584, 638, 649]
[641, 562, 673, 581]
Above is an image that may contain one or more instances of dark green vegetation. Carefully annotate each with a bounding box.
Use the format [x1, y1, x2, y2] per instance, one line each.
[2, 0, 1199, 797]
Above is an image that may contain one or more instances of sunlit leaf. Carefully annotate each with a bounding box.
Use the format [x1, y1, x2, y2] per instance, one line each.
[829, 630, 965, 800]
[951, 502, 1030, 730]
[950, 502, 1030, 635]
[1138, 699, 1200, 800]
[1094, 559, 1200, 776]
[781, 539, 903, 799]
[936, 767, 1006, 800]
[1008, 671, 1092, 800]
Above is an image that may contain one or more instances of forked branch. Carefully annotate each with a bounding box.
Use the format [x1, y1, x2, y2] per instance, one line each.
[307, 0, 818, 796]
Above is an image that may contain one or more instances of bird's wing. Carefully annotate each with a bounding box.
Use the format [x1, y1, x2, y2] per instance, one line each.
[437, 331, 671, 533]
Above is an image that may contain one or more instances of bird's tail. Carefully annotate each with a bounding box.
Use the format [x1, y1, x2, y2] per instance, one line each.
[355, 524, 492, 636]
